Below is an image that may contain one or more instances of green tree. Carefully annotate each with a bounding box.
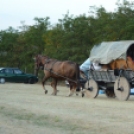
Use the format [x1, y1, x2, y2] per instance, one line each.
[0, 27, 19, 67]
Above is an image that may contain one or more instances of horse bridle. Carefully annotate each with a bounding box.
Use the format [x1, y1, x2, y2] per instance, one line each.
[35, 56, 44, 70]
[35, 59, 39, 70]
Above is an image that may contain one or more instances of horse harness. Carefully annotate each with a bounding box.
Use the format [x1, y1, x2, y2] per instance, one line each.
[43, 58, 79, 83]
[44, 58, 57, 73]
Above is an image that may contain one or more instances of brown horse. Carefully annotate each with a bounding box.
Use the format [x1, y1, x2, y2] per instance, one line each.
[101, 56, 134, 70]
[102, 59, 127, 70]
[34, 54, 80, 96]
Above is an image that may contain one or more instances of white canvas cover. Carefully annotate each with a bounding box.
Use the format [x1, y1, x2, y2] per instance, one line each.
[90, 40, 134, 64]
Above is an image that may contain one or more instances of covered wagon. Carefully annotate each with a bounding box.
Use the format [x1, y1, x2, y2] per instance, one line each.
[84, 40, 134, 101]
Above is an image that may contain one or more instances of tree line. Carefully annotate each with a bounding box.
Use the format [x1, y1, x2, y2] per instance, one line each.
[0, 0, 134, 74]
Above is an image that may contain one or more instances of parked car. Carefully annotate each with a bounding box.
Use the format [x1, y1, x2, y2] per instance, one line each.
[0, 67, 38, 84]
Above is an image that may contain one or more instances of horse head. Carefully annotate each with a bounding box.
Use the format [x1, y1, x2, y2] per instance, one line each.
[33, 54, 49, 69]
[33, 54, 45, 76]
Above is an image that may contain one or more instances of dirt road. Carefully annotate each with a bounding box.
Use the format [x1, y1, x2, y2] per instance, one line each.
[0, 83, 134, 134]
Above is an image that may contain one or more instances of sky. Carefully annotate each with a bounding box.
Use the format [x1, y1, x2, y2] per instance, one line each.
[0, 0, 119, 30]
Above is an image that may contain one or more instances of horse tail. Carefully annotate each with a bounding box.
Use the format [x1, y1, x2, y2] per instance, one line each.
[75, 63, 80, 84]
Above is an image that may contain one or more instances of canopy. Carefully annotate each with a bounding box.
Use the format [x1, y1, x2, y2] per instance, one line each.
[89, 40, 134, 64]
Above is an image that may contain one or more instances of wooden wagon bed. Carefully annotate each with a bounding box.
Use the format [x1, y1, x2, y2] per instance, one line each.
[90, 69, 134, 83]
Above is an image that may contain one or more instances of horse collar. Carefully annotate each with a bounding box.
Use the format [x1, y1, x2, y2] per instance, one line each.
[44, 59, 57, 73]
[45, 59, 50, 64]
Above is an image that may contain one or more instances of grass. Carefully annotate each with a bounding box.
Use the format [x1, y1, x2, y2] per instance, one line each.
[0, 106, 90, 134]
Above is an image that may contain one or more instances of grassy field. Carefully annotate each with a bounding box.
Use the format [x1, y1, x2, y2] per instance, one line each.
[0, 83, 134, 134]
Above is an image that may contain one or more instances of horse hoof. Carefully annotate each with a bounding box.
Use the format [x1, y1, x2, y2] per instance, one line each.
[67, 94, 72, 97]
[53, 94, 57, 96]
[51, 93, 56, 96]
[45, 90, 48, 94]
[82, 93, 84, 97]
[51, 92, 57, 96]
[76, 93, 79, 96]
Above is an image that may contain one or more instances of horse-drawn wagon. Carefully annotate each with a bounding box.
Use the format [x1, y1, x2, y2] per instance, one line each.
[83, 40, 134, 101]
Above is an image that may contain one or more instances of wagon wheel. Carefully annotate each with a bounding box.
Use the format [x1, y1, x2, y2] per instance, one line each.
[114, 77, 130, 101]
[84, 79, 99, 98]
[105, 87, 116, 98]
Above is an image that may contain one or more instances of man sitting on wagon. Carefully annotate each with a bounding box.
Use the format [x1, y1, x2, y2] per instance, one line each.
[80, 58, 102, 80]
[79, 58, 91, 80]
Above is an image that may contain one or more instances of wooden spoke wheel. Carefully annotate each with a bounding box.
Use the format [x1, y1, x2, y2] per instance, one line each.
[105, 87, 116, 98]
[84, 79, 99, 98]
[114, 77, 130, 101]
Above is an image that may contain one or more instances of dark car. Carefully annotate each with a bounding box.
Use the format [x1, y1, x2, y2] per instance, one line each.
[0, 67, 38, 84]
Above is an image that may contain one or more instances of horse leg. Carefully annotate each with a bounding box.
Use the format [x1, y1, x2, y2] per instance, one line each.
[42, 76, 50, 94]
[81, 87, 86, 97]
[75, 83, 85, 97]
[51, 79, 58, 95]
[76, 85, 82, 96]
[68, 82, 76, 96]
